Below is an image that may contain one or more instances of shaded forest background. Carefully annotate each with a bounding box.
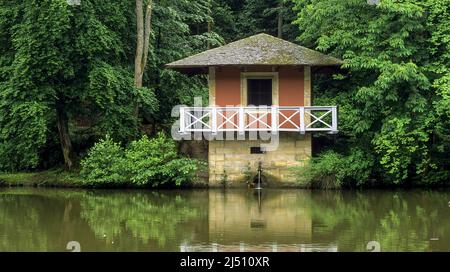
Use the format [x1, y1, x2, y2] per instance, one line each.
[0, 0, 448, 187]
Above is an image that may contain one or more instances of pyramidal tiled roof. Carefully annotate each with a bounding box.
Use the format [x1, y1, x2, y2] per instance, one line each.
[166, 33, 343, 71]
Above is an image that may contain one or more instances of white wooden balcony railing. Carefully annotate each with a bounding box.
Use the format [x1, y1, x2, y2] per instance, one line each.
[179, 106, 338, 134]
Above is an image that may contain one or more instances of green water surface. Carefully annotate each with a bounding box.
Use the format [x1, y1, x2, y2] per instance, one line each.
[0, 188, 449, 252]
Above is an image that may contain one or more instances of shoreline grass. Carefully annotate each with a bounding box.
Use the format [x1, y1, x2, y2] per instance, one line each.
[0, 169, 84, 188]
[0, 169, 209, 189]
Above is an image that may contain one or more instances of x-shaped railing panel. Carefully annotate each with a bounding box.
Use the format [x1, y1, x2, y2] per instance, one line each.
[278, 109, 300, 130]
[305, 109, 332, 129]
[245, 110, 271, 129]
[185, 110, 211, 130]
[217, 109, 239, 130]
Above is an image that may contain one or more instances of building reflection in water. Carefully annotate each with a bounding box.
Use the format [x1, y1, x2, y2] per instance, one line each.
[181, 189, 337, 252]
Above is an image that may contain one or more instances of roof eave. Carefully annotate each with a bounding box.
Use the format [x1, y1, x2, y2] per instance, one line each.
[166, 63, 343, 75]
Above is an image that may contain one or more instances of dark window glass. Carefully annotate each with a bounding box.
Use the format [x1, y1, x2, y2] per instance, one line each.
[247, 79, 272, 106]
[250, 147, 266, 154]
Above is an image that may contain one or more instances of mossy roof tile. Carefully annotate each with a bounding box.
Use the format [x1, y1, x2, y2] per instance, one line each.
[166, 33, 343, 72]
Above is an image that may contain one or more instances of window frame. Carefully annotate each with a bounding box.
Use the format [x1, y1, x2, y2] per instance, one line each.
[240, 72, 279, 106]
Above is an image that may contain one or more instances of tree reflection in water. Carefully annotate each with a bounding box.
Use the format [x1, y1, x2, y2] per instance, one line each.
[0, 188, 449, 251]
[310, 190, 450, 251]
[79, 191, 207, 247]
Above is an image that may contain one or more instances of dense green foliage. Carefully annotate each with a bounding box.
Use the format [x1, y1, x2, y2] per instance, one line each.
[0, 0, 157, 170]
[299, 149, 373, 189]
[211, 0, 298, 42]
[0, 0, 448, 187]
[294, 0, 449, 187]
[0, 0, 222, 172]
[81, 133, 204, 187]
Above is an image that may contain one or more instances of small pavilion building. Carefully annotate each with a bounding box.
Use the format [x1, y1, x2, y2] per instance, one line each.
[167, 33, 342, 187]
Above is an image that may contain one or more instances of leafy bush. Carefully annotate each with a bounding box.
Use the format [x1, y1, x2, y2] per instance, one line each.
[81, 133, 204, 187]
[123, 134, 202, 187]
[297, 149, 373, 189]
[80, 135, 126, 186]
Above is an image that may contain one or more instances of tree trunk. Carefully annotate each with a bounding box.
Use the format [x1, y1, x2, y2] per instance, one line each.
[207, 0, 212, 49]
[277, 1, 283, 39]
[207, 21, 212, 49]
[135, 0, 153, 117]
[135, 0, 144, 88]
[56, 102, 74, 170]
[143, 1, 152, 73]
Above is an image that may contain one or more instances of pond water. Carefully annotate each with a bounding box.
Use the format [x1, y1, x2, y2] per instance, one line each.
[0, 188, 449, 252]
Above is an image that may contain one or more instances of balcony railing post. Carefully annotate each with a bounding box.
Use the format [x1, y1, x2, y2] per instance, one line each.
[299, 107, 305, 134]
[239, 107, 244, 134]
[271, 106, 278, 135]
[180, 107, 186, 133]
[332, 106, 338, 133]
[211, 107, 217, 135]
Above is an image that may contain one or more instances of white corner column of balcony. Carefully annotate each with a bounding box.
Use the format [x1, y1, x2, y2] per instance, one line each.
[179, 106, 338, 134]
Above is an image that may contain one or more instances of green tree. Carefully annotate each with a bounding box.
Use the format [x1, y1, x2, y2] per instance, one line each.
[293, 0, 450, 186]
[0, 0, 157, 171]
[209, 0, 299, 43]
[145, 0, 223, 125]
[240, 0, 298, 41]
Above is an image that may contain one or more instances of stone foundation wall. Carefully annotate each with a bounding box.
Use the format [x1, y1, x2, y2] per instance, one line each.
[208, 133, 311, 187]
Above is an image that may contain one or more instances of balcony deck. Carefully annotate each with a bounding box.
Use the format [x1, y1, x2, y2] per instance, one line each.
[179, 106, 338, 134]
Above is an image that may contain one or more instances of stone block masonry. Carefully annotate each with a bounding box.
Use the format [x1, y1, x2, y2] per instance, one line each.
[208, 133, 311, 187]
